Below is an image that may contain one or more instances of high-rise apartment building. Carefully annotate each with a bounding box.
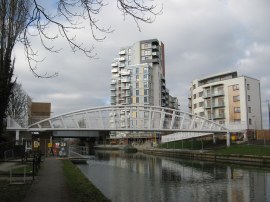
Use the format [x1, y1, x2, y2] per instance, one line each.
[189, 71, 262, 131]
[110, 39, 178, 109]
[110, 39, 178, 139]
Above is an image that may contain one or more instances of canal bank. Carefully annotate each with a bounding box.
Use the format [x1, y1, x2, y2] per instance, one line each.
[141, 148, 270, 168]
[95, 144, 270, 168]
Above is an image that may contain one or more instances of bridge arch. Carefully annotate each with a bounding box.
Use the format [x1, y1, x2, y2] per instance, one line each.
[23, 105, 228, 133]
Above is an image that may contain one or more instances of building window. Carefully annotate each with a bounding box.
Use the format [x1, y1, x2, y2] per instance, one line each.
[249, 118, 252, 125]
[233, 95, 240, 102]
[233, 84, 239, 91]
[136, 90, 139, 96]
[136, 82, 139, 88]
[199, 102, 204, 107]
[144, 89, 148, 95]
[248, 95, 251, 101]
[136, 75, 139, 80]
[136, 97, 139, 103]
[199, 92, 203, 97]
[234, 107, 240, 113]
[144, 97, 148, 103]
[234, 119, 241, 124]
[143, 74, 148, 80]
[199, 112, 204, 117]
[193, 94, 196, 99]
[136, 68, 139, 74]
[144, 82, 148, 88]
[219, 120, 225, 125]
[193, 84, 196, 89]
[193, 103, 197, 109]
[144, 67, 148, 74]
[247, 84, 250, 90]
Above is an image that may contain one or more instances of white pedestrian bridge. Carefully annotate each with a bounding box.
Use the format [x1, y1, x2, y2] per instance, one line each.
[6, 105, 233, 146]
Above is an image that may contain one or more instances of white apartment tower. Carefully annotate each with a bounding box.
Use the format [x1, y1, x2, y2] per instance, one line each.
[110, 39, 178, 109]
[189, 71, 262, 131]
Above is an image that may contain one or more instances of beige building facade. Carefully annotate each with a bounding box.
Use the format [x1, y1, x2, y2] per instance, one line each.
[189, 71, 262, 131]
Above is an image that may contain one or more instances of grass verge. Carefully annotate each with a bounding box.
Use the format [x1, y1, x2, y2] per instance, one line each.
[62, 159, 110, 202]
[212, 144, 270, 156]
[158, 139, 224, 150]
[0, 180, 32, 202]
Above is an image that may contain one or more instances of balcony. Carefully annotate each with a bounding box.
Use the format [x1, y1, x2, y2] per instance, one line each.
[204, 102, 225, 109]
[111, 68, 118, 73]
[121, 78, 131, 83]
[152, 52, 159, 58]
[119, 63, 125, 68]
[212, 90, 224, 97]
[119, 49, 126, 55]
[121, 92, 131, 97]
[111, 62, 118, 67]
[120, 69, 130, 76]
[121, 85, 131, 89]
[152, 58, 160, 64]
[204, 104, 211, 109]
[212, 102, 225, 108]
[152, 45, 159, 50]
[213, 113, 225, 119]
[119, 57, 126, 62]
[203, 93, 211, 98]
[110, 80, 116, 85]
[110, 87, 116, 91]
[203, 91, 224, 98]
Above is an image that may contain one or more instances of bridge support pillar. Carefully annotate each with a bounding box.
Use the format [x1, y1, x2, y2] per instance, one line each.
[15, 130, 20, 145]
[226, 131, 230, 147]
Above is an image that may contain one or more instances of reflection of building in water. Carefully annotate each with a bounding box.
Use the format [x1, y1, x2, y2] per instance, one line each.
[87, 151, 270, 202]
[227, 167, 270, 202]
[248, 171, 268, 202]
[161, 159, 270, 202]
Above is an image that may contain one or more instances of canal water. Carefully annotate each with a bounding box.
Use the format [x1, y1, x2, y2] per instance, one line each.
[77, 150, 270, 202]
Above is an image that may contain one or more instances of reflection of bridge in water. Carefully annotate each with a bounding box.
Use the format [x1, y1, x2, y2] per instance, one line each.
[7, 105, 232, 146]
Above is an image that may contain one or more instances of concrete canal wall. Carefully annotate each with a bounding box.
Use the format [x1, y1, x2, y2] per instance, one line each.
[141, 148, 270, 167]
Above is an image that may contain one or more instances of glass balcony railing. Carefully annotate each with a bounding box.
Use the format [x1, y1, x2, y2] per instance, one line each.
[203, 91, 224, 98]
[213, 113, 225, 119]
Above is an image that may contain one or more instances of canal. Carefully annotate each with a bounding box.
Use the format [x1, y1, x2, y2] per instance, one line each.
[77, 150, 270, 202]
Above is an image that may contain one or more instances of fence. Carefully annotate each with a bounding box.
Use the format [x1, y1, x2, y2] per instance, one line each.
[256, 130, 270, 141]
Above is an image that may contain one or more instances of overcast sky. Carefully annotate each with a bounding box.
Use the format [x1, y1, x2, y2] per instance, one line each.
[13, 0, 270, 128]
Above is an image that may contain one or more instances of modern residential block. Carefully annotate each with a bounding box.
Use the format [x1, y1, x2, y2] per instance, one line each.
[110, 39, 178, 109]
[110, 39, 179, 139]
[188, 71, 262, 131]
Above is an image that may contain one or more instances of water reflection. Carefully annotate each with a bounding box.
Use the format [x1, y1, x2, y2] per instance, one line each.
[77, 151, 270, 202]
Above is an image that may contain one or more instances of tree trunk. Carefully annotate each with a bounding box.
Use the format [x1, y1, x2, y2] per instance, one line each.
[0, 56, 15, 141]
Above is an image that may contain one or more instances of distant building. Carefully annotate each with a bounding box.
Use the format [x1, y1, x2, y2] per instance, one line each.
[188, 71, 262, 131]
[28, 102, 51, 125]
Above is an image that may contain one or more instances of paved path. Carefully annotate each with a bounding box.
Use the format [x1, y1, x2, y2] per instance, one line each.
[24, 157, 72, 202]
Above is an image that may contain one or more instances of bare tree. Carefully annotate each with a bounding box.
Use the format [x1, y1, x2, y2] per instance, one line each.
[7, 83, 29, 126]
[0, 0, 161, 140]
[22, 0, 162, 77]
[0, 0, 30, 139]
